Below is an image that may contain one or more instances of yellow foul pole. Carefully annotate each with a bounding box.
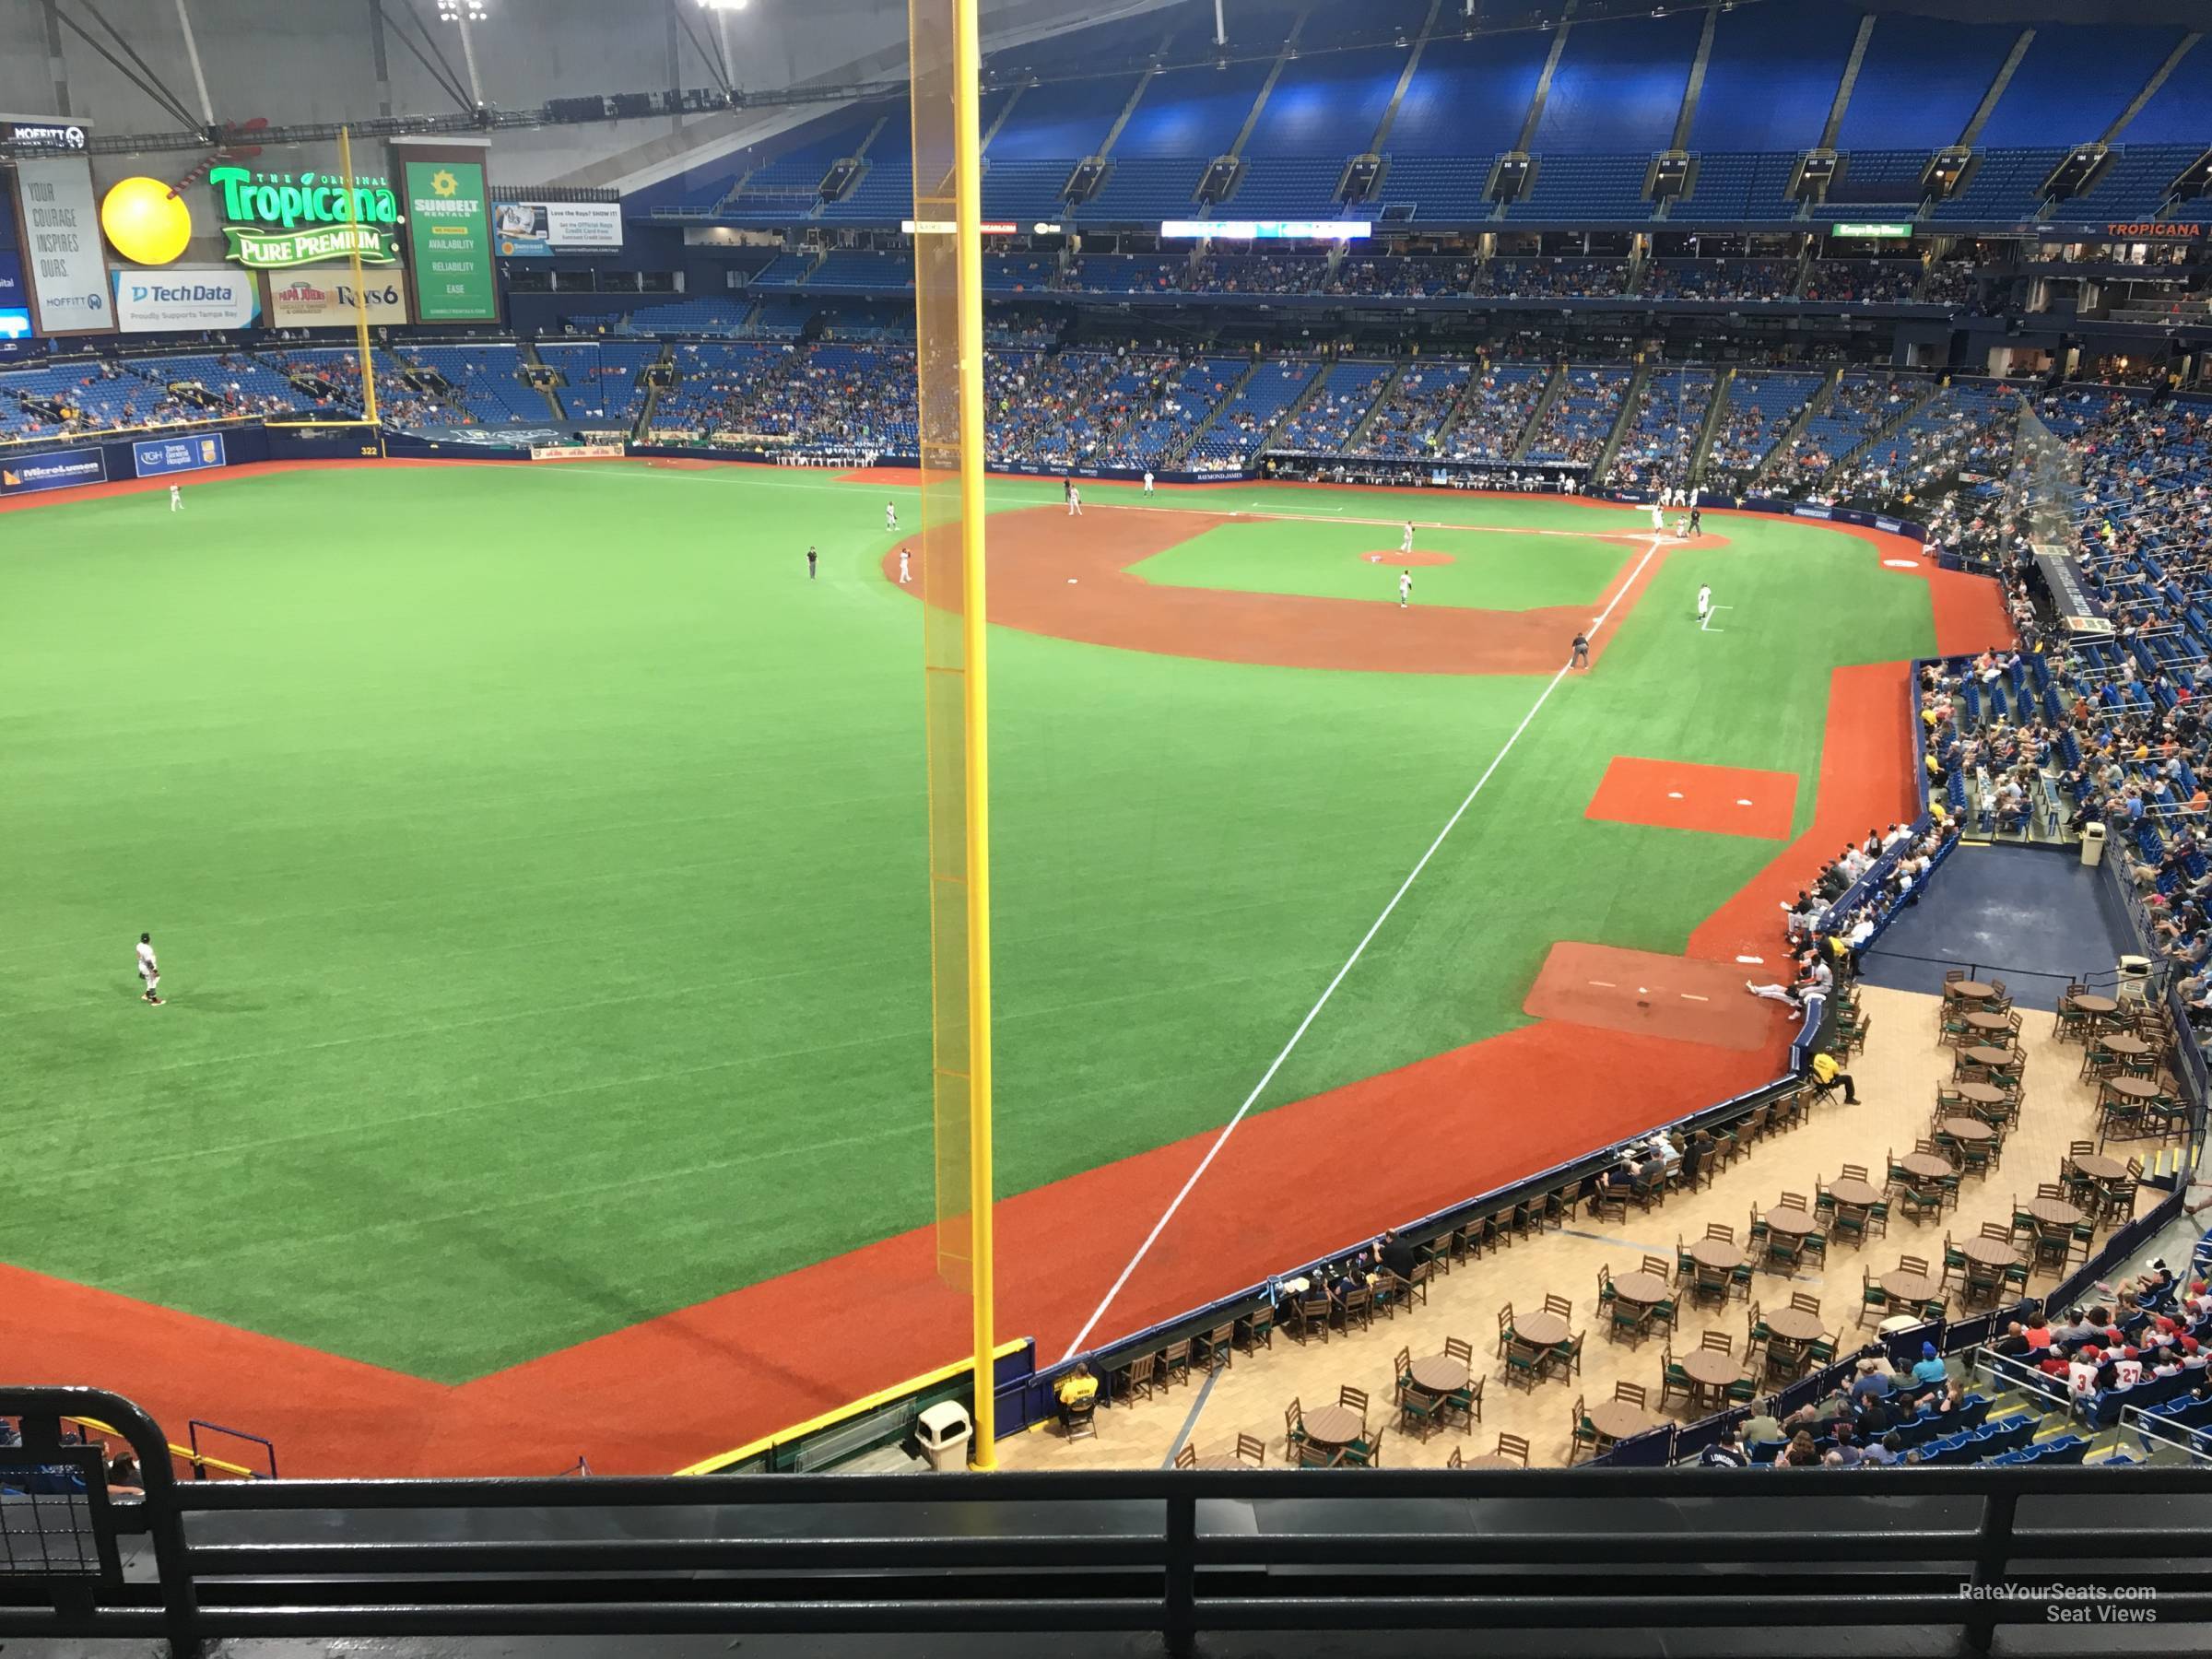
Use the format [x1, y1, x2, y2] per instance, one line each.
[949, 0, 996, 1470]
[335, 125, 379, 427]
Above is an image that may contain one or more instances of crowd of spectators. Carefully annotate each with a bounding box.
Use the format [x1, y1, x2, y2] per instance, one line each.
[1438, 363, 1549, 462]
[1801, 260, 1924, 304]
[1471, 259, 1631, 300]
[1641, 260, 1794, 302]
[1763, 374, 1927, 496]
[1350, 361, 1472, 459]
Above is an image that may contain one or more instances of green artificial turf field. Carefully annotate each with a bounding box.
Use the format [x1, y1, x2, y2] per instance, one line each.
[1131, 518, 1632, 610]
[0, 465, 1938, 1381]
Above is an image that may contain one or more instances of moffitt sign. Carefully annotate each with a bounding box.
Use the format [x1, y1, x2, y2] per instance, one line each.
[211, 165, 400, 268]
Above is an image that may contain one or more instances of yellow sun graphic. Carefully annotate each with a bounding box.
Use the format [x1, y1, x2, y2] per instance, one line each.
[430, 169, 459, 198]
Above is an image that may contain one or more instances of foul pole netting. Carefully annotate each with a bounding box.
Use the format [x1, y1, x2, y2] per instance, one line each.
[911, 0, 997, 1460]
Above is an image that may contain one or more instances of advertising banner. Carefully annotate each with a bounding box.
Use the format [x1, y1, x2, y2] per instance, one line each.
[492, 200, 623, 255]
[1, 446, 106, 495]
[113, 265, 261, 332]
[132, 432, 229, 478]
[13, 156, 112, 335]
[265, 265, 411, 329]
[528, 442, 626, 460]
[397, 148, 498, 322]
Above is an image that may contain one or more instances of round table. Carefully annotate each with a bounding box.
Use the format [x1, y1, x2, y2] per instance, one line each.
[1961, 1044, 2017, 1069]
[1681, 1350, 1741, 1389]
[1194, 1454, 1242, 1469]
[1941, 1116, 1994, 1144]
[1408, 1356, 1469, 1395]
[2029, 1197, 2084, 1229]
[1762, 1206, 1818, 1237]
[1947, 980, 1995, 1002]
[1961, 1236, 2020, 1267]
[1964, 1011, 2014, 1035]
[1690, 1239, 1747, 1272]
[1300, 1406, 1367, 1447]
[1585, 1399, 1655, 1441]
[2073, 994, 2119, 1018]
[2072, 1153, 2127, 1183]
[1954, 1082, 2007, 1109]
[2106, 1077, 2161, 1103]
[1512, 1311, 1571, 1348]
[1461, 1453, 1523, 1469]
[1900, 1152, 1953, 1182]
[1881, 1270, 1938, 1305]
[1879, 1313, 1924, 1335]
[1608, 1271, 1669, 1307]
[1826, 1176, 1883, 1207]
[1764, 1306, 1825, 1344]
[2104, 1034, 2153, 1060]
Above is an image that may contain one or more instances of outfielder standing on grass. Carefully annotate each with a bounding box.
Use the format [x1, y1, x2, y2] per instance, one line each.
[806, 545, 818, 580]
[135, 933, 162, 1006]
[885, 500, 898, 532]
[1698, 582, 1712, 625]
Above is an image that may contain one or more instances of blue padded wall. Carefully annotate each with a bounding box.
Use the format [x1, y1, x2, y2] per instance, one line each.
[1689, 0, 1853, 153]
[1244, 46, 1406, 156]
[1388, 30, 1549, 156]
[987, 75, 1143, 159]
[1115, 58, 1275, 159]
[2114, 38, 2212, 145]
[1532, 12, 1702, 154]
[1834, 15, 2020, 153]
[1975, 26, 2184, 150]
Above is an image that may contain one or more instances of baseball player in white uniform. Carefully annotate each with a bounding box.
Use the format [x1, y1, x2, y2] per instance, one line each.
[169, 484, 182, 512]
[1398, 569, 1413, 608]
[898, 547, 912, 584]
[135, 933, 162, 1005]
[1142, 469, 1155, 495]
[1698, 582, 1712, 624]
[1401, 521, 1415, 553]
[885, 500, 898, 532]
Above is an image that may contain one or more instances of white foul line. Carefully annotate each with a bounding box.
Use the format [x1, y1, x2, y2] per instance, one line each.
[1057, 535, 1668, 1362]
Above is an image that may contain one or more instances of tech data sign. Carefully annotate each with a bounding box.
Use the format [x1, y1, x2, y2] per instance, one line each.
[209, 166, 399, 268]
[113, 265, 260, 332]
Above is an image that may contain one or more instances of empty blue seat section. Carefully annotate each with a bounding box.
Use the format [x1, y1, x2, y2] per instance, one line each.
[1975, 25, 2183, 149]
[1296, 0, 1428, 50]
[747, 254, 815, 288]
[1512, 156, 1653, 221]
[1932, 148, 2065, 220]
[1229, 159, 1354, 218]
[2115, 38, 2212, 143]
[1690, 1, 1851, 152]
[1835, 16, 2019, 151]
[729, 110, 880, 207]
[1389, 32, 1548, 155]
[2070, 144, 2201, 215]
[1819, 150, 1930, 215]
[1244, 46, 1404, 155]
[1679, 152, 1801, 221]
[1533, 11, 1700, 153]
[981, 159, 1075, 221]
[983, 8, 1165, 77]
[811, 251, 911, 289]
[628, 164, 744, 212]
[1079, 158, 1202, 221]
[1115, 59, 1272, 159]
[986, 75, 1142, 160]
[819, 107, 915, 222]
[1370, 154, 1499, 222]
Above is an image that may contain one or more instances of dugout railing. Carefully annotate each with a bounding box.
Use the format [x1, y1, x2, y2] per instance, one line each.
[6, 1384, 2212, 1656]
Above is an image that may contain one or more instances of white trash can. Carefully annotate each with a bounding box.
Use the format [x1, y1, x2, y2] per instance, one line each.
[916, 1401, 972, 1472]
[2080, 821, 2106, 867]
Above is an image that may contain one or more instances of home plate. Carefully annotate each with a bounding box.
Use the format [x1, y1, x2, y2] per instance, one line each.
[1526, 942, 1773, 1050]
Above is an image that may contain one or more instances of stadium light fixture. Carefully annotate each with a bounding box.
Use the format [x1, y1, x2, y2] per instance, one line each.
[695, 0, 752, 10]
[435, 0, 488, 19]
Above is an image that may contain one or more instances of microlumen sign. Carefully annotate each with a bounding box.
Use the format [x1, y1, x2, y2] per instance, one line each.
[210, 166, 400, 268]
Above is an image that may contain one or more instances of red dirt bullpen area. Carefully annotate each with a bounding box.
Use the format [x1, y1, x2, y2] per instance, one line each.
[1585, 756, 1798, 840]
[0, 474, 2021, 1476]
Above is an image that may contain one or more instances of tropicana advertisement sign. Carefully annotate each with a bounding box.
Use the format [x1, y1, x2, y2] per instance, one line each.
[209, 165, 400, 269]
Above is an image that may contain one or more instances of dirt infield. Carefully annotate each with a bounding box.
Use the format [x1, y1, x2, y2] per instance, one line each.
[883, 505, 1667, 675]
[1585, 756, 1798, 841]
[1524, 942, 1778, 1051]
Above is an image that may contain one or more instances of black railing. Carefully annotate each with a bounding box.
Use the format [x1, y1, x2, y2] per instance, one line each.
[6, 1387, 2212, 1654]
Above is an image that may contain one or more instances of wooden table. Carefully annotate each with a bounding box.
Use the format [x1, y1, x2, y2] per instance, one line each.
[1882, 1270, 1939, 1305]
[2105, 1077, 2161, 1103]
[1900, 1152, 1953, 1182]
[1826, 1177, 1883, 1207]
[1300, 1406, 1367, 1447]
[1408, 1356, 1469, 1395]
[1960, 1236, 2020, 1268]
[1689, 1239, 1747, 1272]
[1585, 1399, 1655, 1441]
[2029, 1197, 2084, 1229]
[1762, 1206, 1818, 1237]
[1961, 1044, 2017, 1070]
[1964, 1011, 2014, 1036]
[1460, 1453, 1523, 1469]
[2104, 1034, 2153, 1061]
[1947, 980, 1996, 1002]
[1608, 1271, 1670, 1307]
[1953, 1082, 2007, 1109]
[1512, 1311, 1571, 1348]
[1940, 1116, 1994, 1144]
[2071, 1153, 2127, 1183]
[2073, 994, 2120, 1019]
[1764, 1306, 1825, 1344]
[1194, 1454, 1243, 1469]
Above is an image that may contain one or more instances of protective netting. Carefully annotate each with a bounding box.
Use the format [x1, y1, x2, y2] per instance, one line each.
[2003, 399, 2089, 561]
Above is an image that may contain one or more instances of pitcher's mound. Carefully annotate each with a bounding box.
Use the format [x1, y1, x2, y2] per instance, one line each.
[1525, 942, 1778, 1051]
[1361, 550, 1456, 566]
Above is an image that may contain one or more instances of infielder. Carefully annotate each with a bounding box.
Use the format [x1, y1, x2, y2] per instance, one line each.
[1142, 469, 1155, 495]
[1697, 582, 1713, 625]
[885, 500, 898, 532]
[898, 547, 912, 584]
[135, 933, 162, 1006]
[1398, 569, 1413, 608]
[1401, 520, 1415, 553]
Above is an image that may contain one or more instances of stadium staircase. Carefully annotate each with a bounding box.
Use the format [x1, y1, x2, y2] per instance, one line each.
[1834, 377, 1945, 474]
[1343, 362, 1410, 453]
[514, 339, 567, 422]
[1688, 365, 1734, 483]
[1428, 360, 1486, 454]
[978, 83, 1026, 153]
[1747, 366, 1841, 489]
[1586, 359, 1652, 481]
[1213, 17, 1305, 210]
[1255, 364, 1333, 454]
[1071, 37, 1171, 210]
[1168, 356, 1261, 467]
[1509, 363, 1568, 463]
[629, 345, 671, 443]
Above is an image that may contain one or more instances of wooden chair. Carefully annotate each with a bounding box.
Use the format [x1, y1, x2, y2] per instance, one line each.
[1706, 1221, 1736, 1243]
[1700, 1329, 1734, 1357]
[1446, 1445, 1462, 1469]
[1840, 1162, 1871, 1183]
[1789, 1291, 1822, 1317]
[1290, 1289, 1332, 1345]
[1192, 1323, 1236, 1373]
[1443, 1335, 1474, 1369]
[1549, 1330, 1586, 1382]
[1398, 1381, 1443, 1441]
[1159, 1339, 1194, 1390]
[1542, 1292, 1575, 1320]
[1293, 1439, 1342, 1468]
[1338, 1384, 1370, 1419]
[1174, 1442, 1197, 1469]
[1641, 1253, 1673, 1280]
[1119, 1353, 1158, 1403]
[1234, 1432, 1265, 1466]
[1392, 1346, 1414, 1400]
[1445, 1372, 1483, 1431]
[1285, 1398, 1305, 1447]
[1494, 1432, 1532, 1467]
[1657, 1347, 1693, 1411]
[1337, 1284, 1374, 1335]
[1496, 1303, 1516, 1357]
[1340, 1427, 1384, 1469]
[1235, 1306, 1274, 1354]
[1065, 1395, 1097, 1441]
[1570, 1395, 1603, 1463]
